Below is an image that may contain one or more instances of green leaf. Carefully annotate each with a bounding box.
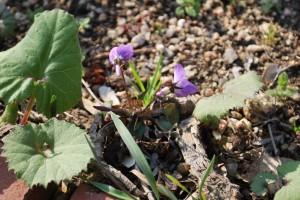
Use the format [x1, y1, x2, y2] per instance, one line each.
[266, 88, 297, 98]
[127, 117, 146, 139]
[250, 172, 277, 196]
[0, 9, 82, 117]
[194, 0, 200, 14]
[175, 7, 185, 16]
[278, 72, 288, 91]
[185, 6, 197, 17]
[83, 178, 135, 200]
[0, 101, 18, 126]
[165, 174, 190, 193]
[0, 5, 16, 37]
[266, 89, 280, 97]
[78, 17, 90, 31]
[193, 71, 262, 122]
[110, 112, 160, 199]
[129, 62, 145, 92]
[176, 0, 185, 5]
[275, 161, 300, 200]
[27, 7, 44, 23]
[199, 155, 215, 200]
[164, 103, 179, 125]
[155, 116, 173, 131]
[1, 118, 93, 188]
[281, 88, 297, 98]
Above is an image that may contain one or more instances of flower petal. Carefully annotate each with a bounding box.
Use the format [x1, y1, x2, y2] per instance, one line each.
[156, 87, 170, 97]
[174, 79, 198, 97]
[173, 64, 186, 83]
[117, 44, 134, 60]
[115, 64, 121, 76]
[109, 47, 118, 64]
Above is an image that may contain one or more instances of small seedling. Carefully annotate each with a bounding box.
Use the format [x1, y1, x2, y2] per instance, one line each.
[176, 0, 200, 17]
[259, 0, 281, 14]
[262, 24, 281, 46]
[293, 121, 300, 133]
[78, 17, 90, 32]
[266, 72, 297, 98]
[292, 121, 300, 140]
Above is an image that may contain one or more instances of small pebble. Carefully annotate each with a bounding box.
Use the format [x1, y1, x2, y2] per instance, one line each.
[231, 111, 243, 120]
[166, 25, 176, 38]
[155, 43, 164, 52]
[246, 45, 265, 53]
[177, 19, 185, 28]
[131, 33, 146, 47]
[223, 46, 238, 64]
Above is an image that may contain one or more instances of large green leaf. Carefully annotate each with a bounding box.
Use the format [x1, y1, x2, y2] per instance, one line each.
[0, 9, 82, 117]
[193, 71, 262, 122]
[275, 161, 300, 200]
[1, 118, 93, 188]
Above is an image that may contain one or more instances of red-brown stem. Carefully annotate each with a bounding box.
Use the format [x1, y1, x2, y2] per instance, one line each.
[120, 66, 132, 109]
[21, 96, 36, 125]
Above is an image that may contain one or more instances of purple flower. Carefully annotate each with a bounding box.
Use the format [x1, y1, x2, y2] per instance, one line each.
[109, 44, 134, 76]
[156, 87, 170, 97]
[172, 64, 198, 97]
[156, 64, 198, 97]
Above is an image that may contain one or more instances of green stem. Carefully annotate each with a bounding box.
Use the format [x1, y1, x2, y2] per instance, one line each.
[21, 96, 36, 125]
[0, 101, 18, 126]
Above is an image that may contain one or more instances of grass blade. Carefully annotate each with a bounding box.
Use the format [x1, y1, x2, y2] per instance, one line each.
[83, 178, 135, 200]
[198, 155, 216, 200]
[110, 112, 160, 199]
[143, 54, 163, 107]
[131, 169, 177, 200]
[165, 174, 189, 193]
[129, 61, 145, 92]
[149, 54, 163, 92]
[157, 183, 177, 200]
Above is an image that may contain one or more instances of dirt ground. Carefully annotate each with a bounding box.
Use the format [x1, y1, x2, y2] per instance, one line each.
[0, 0, 300, 199]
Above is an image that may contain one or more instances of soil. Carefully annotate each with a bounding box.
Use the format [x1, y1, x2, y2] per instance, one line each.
[0, 0, 300, 199]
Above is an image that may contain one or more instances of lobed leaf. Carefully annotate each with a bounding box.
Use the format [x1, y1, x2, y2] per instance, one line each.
[275, 161, 300, 200]
[1, 118, 93, 188]
[193, 71, 262, 122]
[0, 9, 82, 117]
